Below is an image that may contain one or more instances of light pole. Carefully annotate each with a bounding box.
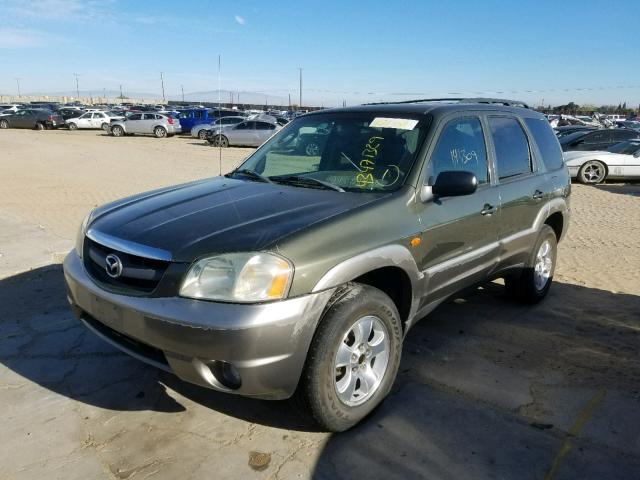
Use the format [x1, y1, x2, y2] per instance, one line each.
[15, 78, 21, 98]
[73, 73, 80, 100]
[119, 84, 123, 100]
[181, 84, 185, 103]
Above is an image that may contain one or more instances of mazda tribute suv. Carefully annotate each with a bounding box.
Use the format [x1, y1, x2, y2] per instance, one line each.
[64, 98, 571, 431]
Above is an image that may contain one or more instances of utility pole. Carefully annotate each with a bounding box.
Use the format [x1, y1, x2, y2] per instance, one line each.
[160, 72, 165, 103]
[298, 67, 303, 110]
[181, 84, 185, 103]
[15, 78, 21, 98]
[288, 93, 291, 109]
[103, 87, 106, 102]
[73, 73, 80, 100]
[119, 84, 123, 99]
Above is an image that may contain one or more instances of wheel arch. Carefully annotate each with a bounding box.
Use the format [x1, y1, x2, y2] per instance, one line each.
[312, 244, 422, 330]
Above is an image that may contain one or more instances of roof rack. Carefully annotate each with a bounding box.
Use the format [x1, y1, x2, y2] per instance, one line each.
[365, 97, 530, 109]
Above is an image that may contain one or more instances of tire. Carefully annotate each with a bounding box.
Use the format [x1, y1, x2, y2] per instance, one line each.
[35, 122, 44, 131]
[304, 141, 320, 156]
[154, 126, 167, 138]
[295, 283, 403, 432]
[111, 125, 124, 137]
[68, 122, 78, 131]
[505, 225, 557, 304]
[212, 134, 229, 147]
[198, 129, 208, 140]
[578, 160, 607, 184]
[0, 119, 8, 129]
[101, 123, 109, 131]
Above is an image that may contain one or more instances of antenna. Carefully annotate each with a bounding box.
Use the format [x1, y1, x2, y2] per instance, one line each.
[73, 73, 81, 100]
[160, 72, 165, 103]
[218, 53, 222, 176]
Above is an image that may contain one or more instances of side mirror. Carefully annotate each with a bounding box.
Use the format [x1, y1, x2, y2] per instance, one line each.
[431, 171, 478, 198]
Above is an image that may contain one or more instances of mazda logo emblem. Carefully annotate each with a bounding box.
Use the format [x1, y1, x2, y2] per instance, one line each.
[105, 254, 123, 278]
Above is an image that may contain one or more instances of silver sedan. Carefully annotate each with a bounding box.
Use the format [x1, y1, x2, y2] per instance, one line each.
[190, 116, 246, 139]
[206, 120, 281, 147]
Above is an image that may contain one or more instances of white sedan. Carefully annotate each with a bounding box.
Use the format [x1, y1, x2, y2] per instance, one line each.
[564, 140, 640, 183]
[66, 111, 124, 131]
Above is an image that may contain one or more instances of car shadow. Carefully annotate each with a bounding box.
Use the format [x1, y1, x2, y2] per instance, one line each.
[595, 182, 640, 197]
[1, 266, 639, 444]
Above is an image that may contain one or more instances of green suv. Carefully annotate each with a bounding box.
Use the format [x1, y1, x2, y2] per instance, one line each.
[63, 99, 570, 431]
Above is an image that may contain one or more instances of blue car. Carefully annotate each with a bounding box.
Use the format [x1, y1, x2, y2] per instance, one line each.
[178, 108, 239, 133]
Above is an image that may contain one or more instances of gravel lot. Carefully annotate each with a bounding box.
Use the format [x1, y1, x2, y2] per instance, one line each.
[0, 129, 639, 479]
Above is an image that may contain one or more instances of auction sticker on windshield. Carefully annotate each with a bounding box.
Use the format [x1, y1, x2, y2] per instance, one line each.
[369, 117, 419, 130]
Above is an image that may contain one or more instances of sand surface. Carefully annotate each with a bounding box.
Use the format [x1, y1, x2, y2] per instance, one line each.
[0, 128, 638, 479]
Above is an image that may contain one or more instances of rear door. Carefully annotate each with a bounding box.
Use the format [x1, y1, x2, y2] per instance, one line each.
[416, 114, 501, 303]
[487, 115, 548, 269]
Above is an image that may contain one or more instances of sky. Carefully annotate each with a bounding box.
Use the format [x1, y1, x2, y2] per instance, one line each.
[1, 0, 639, 107]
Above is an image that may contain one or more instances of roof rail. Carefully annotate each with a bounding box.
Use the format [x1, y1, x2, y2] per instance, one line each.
[365, 97, 530, 109]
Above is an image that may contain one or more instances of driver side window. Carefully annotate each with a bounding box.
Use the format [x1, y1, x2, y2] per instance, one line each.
[427, 117, 488, 185]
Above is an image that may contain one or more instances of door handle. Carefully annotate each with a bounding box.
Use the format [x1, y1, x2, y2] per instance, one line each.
[533, 190, 544, 200]
[481, 204, 495, 216]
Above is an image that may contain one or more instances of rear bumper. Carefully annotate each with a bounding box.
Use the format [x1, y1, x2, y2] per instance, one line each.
[63, 251, 334, 399]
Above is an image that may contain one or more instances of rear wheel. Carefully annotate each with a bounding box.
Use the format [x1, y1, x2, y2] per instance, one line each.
[68, 122, 78, 131]
[0, 119, 8, 129]
[198, 129, 208, 140]
[111, 125, 124, 137]
[154, 126, 167, 138]
[211, 134, 229, 147]
[578, 160, 607, 184]
[35, 122, 44, 131]
[295, 283, 403, 432]
[505, 225, 557, 304]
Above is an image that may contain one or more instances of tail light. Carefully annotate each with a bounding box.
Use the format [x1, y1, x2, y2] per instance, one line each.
[167, 117, 174, 125]
[48, 115, 53, 121]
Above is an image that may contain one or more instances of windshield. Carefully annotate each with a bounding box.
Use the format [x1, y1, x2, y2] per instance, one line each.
[606, 141, 640, 155]
[236, 113, 430, 192]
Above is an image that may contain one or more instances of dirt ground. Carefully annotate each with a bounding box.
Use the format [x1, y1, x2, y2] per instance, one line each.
[0, 129, 639, 479]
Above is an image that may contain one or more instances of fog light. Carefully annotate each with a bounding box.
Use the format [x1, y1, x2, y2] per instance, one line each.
[210, 361, 241, 390]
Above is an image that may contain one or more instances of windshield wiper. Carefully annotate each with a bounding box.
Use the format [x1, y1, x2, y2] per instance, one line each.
[271, 174, 344, 192]
[226, 169, 274, 184]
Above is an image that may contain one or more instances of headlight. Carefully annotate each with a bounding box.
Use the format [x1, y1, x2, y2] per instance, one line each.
[75, 210, 93, 259]
[179, 252, 293, 303]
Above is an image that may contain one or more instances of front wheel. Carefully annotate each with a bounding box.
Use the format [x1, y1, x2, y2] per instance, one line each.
[0, 119, 8, 129]
[111, 125, 124, 137]
[211, 134, 229, 147]
[505, 225, 557, 304]
[578, 160, 607, 184]
[295, 283, 403, 432]
[154, 126, 167, 138]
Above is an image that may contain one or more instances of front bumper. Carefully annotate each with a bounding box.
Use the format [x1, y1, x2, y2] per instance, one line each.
[63, 251, 334, 399]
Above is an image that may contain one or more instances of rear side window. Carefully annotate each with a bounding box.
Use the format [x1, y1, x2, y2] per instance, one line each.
[612, 130, 638, 141]
[488, 117, 531, 179]
[524, 118, 564, 171]
[583, 131, 608, 144]
[428, 117, 488, 184]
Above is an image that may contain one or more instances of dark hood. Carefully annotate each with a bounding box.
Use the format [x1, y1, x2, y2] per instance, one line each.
[90, 177, 381, 262]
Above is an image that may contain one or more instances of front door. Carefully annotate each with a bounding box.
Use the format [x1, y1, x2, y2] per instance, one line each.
[416, 115, 500, 304]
